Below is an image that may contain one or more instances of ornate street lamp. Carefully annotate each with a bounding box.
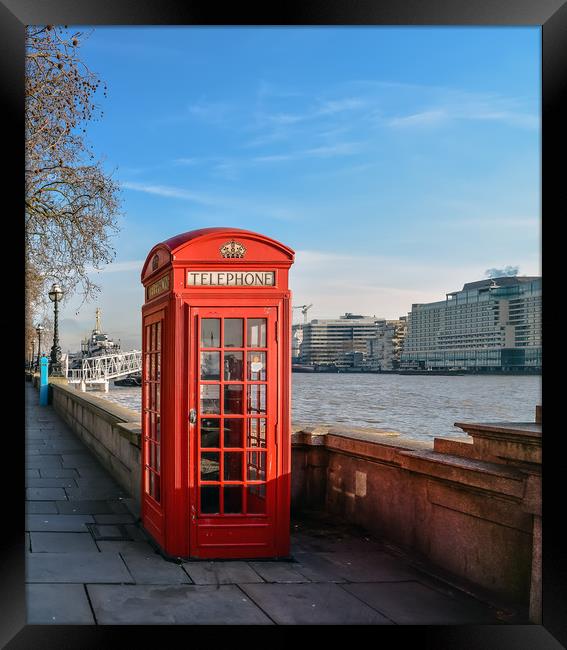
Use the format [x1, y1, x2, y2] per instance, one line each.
[48, 283, 64, 376]
[35, 324, 44, 371]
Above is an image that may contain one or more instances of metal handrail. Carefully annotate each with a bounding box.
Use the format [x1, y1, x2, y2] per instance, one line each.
[67, 350, 142, 383]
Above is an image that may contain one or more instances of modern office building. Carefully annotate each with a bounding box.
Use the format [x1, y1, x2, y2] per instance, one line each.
[367, 318, 408, 371]
[300, 313, 382, 370]
[400, 276, 541, 372]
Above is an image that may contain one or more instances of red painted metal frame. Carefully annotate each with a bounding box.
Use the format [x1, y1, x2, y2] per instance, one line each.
[141, 228, 294, 559]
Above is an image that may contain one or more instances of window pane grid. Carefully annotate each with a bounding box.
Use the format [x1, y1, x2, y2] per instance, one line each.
[197, 315, 268, 516]
[143, 320, 162, 504]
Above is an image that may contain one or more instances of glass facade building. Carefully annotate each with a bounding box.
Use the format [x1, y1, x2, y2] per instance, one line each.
[400, 276, 541, 372]
[300, 313, 382, 370]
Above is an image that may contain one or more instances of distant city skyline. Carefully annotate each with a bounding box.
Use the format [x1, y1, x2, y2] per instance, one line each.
[34, 26, 540, 353]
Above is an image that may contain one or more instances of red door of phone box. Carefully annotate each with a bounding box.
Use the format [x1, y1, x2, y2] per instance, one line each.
[140, 228, 295, 559]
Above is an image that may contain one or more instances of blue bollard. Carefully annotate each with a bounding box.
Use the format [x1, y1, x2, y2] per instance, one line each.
[39, 356, 49, 406]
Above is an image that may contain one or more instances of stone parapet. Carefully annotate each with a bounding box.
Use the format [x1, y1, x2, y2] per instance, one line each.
[292, 407, 542, 617]
[49, 382, 142, 510]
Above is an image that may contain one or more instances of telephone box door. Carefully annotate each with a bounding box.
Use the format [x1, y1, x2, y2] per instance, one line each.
[189, 306, 279, 558]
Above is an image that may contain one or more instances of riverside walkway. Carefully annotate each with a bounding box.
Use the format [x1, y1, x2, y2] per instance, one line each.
[25, 381, 506, 625]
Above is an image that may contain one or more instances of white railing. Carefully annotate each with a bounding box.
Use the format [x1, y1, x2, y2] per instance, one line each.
[67, 350, 142, 390]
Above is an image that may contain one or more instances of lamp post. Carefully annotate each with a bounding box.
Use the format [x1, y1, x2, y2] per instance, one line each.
[30, 339, 35, 370]
[35, 324, 44, 371]
[48, 283, 64, 376]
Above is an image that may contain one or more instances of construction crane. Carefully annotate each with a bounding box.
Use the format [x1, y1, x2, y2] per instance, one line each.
[293, 304, 313, 325]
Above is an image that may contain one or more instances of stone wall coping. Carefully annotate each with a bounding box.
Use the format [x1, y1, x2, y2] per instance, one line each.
[51, 382, 141, 427]
[398, 449, 527, 480]
[454, 421, 541, 440]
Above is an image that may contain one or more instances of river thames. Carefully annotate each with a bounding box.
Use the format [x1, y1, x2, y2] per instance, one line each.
[98, 373, 541, 442]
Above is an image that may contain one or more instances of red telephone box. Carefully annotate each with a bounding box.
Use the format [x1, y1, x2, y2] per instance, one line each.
[140, 228, 294, 559]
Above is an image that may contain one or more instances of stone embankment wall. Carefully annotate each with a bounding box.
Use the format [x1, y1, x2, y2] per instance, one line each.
[50, 382, 142, 504]
[291, 416, 541, 617]
[47, 381, 540, 618]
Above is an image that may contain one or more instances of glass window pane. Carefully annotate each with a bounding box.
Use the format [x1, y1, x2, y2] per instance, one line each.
[224, 418, 243, 447]
[224, 452, 242, 481]
[201, 452, 220, 481]
[224, 384, 243, 414]
[224, 351, 243, 381]
[156, 321, 161, 351]
[246, 485, 266, 514]
[201, 486, 219, 514]
[200, 351, 220, 380]
[156, 443, 161, 472]
[224, 486, 242, 514]
[247, 418, 267, 448]
[154, 476, 161, 502]
[201, 319, 220, 347]
[224, 319, 243, 348]
[247, 384, 266, 414]
[156, 414, 161, 443]
[201, 418, 220, 448]
[247, 451, 266, 481]
[200, 384, 220, 414]
[247, 351, 266, 380]
[247, 319, 266, 347]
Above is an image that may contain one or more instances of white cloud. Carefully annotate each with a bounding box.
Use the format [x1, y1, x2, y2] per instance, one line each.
[121, 180, 297, 222]
[289, 248, 538, 322]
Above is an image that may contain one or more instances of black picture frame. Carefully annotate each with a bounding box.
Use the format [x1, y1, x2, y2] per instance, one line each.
[6, 1, 563, 647]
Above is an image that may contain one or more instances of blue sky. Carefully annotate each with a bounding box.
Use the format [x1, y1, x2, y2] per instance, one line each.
[50, 27, 540, 352]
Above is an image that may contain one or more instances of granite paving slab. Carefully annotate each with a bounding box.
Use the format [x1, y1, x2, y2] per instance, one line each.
[55, 500, 113, 515]
[43, 442, 88, 452]
[93, 514, 136, 524]
[342, 581, 498, 624]
[86, 584, 273, 624]
[182, 561, 265, 585]
[30, 531, 99, 553]
[122, 525, 147, 541]
[26, 584, 95, 624]
[65, 489, 129, 501]
[39, 468, 80, 479]
[120, 549, 192, 584]
[240, 582, 392, 624]
[25, 469, 40, 478]
[26, 501, 59, 514]
[26, 458, 64, 469]
[26, 552, 134, 583]
[248, 561, 311, 583]
[27, 477, 78, 488]
[316, 550, 423, 583]
[290, 551, 347, 583]
[96, 540, 155, 553]
[74, 467, 115, 478]
[26, 514, 95, 532]
[26, 487, 68, 501]
[108, 500, 130, 514]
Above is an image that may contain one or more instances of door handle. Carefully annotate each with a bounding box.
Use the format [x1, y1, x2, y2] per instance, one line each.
[189, 408, 197, 425]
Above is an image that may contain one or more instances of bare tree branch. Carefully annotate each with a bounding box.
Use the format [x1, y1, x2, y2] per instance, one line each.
[25, 25, 122, 352]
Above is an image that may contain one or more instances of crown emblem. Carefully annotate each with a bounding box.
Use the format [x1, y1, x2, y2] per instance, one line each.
[220, 240, 246, 258]
[151, 254, 159, 271]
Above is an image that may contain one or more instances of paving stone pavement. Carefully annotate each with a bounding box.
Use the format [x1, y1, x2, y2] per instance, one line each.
[25, 382, 509, 625]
